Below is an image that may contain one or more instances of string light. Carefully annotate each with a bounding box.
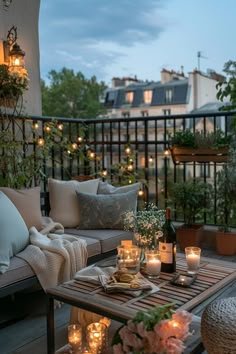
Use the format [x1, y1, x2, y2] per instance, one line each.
[72, 143, 78, 150]
[127, 164, 133, 171]
[138, 189, 144, 197]
[57, 123, 63, 131]
[125, 146, 131, 154]
[32, 122, 38, 129]
[44, 125, 51, 133]
[89, 151, 95, 159]
[102, 169, 108, 177]
[164, 149, 170, 156]
[77, 136, 83, 143]
[149, 155, 154, 163]
[37, 137, 45, 146]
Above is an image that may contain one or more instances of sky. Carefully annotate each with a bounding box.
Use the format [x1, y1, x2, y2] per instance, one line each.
[39, 0, 235, 86]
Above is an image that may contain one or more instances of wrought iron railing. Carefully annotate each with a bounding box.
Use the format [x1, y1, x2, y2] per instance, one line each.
[1, 110, 235, 225]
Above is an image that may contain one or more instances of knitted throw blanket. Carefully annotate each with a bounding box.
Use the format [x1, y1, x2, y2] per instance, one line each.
[17, 218, 88, 291]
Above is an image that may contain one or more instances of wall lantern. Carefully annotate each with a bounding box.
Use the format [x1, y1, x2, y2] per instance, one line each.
[3, 26, 25, 68]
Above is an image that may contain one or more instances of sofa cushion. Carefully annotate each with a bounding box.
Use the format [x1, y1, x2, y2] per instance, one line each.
[48, 178, 100, 227]
[76, 190, 138, 229]
[0, 186, 43, 230]
[64, 229, 101, 257]
[98, 181, 140, 194]
[66, 229, 133, 253]
[0, 256, 35, 289]
[0, 192, 29, 274]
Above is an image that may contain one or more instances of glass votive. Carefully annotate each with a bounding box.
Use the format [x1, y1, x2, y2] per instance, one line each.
[185, 247, 201, 274]
[117, 245, 141, 274]
[68, 324, 82, 353]
[86, 322, 107, 354]
[145, 249, 161, 278]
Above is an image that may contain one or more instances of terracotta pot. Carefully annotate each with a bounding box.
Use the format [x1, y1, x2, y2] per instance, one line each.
[216, 231, 236, 256]
[177, 224, 203, 251]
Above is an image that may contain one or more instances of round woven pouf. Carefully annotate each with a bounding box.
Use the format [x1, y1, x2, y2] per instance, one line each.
[201, 297, 236, 354]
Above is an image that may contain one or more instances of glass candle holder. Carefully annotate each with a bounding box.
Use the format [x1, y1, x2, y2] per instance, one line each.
[68, 324, 82, 353]
[117, 245, 141, 274]
[145, 249, 161, 278]
[86, 322, 107, 354]
[185, 246, 201, 274]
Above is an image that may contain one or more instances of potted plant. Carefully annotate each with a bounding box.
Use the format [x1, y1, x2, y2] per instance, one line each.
[215, 59, 236, 255]
[169, 178, 213, 251]
[215, 139, 236, 255]
[169, 129, 230, 164]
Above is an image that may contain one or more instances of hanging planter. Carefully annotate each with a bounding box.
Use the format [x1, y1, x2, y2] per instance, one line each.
[0, 96, 18, 108]
[171, 146, 228, 164]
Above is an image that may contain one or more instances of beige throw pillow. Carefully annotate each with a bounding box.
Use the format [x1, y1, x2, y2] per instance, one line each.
[48, 178, 100, 227]
[0, 186, 43, 230]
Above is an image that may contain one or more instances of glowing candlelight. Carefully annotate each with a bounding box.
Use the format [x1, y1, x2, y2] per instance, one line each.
[145, 250, 161, 277]
[68, 324, 82, 352]
[185, 247, 201, 274]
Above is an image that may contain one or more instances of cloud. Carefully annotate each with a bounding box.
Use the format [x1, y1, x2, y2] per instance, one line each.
[39, 0, 169, 81]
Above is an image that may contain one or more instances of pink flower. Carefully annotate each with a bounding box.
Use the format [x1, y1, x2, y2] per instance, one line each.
[119, 325, 143, 351]
[113, 343, 125, 354]
[163, 337, 186, 354]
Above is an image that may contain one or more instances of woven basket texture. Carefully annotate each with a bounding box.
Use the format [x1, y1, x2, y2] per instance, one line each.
[201, 297, 236, 354]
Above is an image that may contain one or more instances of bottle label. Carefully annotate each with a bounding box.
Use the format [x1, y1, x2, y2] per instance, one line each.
[159, 242, 173, 264]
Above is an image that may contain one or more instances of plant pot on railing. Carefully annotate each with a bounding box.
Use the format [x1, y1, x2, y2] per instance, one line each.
[216, 230, 236, 256]
[171, 146, 228, 164]
[177, 224, 204, 251]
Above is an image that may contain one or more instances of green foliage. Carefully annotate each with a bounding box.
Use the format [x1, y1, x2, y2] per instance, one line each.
[216, 60, 236, 111]
[0, 119, 88, 189]
[0, 64, 29, 99]
[169, 129, 230, 149]
[216, 135, 236, 232]
[41, 68, 107, 118]
[169, 178, 213, 226]
[169, 129, 196, 148]
[112, 303, 174, 346]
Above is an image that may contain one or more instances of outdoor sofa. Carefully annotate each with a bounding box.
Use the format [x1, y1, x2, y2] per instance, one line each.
[0, 178, 140, 299]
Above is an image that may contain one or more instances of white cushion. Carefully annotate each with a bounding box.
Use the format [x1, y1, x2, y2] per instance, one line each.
[48, 178, 100, 227]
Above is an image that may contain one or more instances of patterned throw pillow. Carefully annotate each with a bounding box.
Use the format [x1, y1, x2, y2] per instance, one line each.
[76, 190, 138, 229]
[97, 180, 140, 194]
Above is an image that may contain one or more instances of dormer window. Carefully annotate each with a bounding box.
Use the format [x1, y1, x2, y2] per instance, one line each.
[125, 91, 134, 104]
[143, 90, 152, 104]
[165, 89, 173, 103]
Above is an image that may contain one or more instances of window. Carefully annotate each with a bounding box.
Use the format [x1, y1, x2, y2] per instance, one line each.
[165, 89, 173, 103]
[122, 111, 130, 118]
[143, 90, 153, 104]
[163, 109, 171, 116]
[125, 91, 134, 104]
[200, 164, 211, 178]
[141, 110, 149, 117]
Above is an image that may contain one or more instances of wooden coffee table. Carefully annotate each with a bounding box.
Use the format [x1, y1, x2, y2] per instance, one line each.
[46, 254, 236, 354]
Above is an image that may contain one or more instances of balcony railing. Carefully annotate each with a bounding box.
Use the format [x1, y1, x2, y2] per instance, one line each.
[1, 110, 235, 225]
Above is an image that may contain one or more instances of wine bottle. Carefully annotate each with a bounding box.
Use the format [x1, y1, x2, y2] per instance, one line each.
[159, 207, 176, 273]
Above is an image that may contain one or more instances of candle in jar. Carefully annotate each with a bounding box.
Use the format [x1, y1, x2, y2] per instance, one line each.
[86, 322, 107, 353]
[146, 258, 161, 275]
[68, 324, 82, 352]
[185, 247, 201, 274]
[186, 253, 200, 270]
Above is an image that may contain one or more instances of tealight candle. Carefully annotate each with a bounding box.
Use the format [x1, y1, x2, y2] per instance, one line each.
[185, 247, 201, 274]
[68, 324, 82, 353]
[145, 250, 161, 278]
